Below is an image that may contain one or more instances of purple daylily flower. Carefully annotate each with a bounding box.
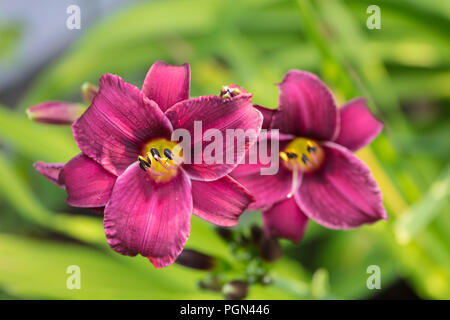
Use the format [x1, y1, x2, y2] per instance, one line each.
[231, 70, 387, 242]
[34, 61, 262, 268]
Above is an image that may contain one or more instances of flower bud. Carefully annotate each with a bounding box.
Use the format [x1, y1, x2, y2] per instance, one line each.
[215, 226, 233, 242]
[81, 82, 99, 104]
[222, 280, 248, 300]
[198, 275, 221, 292]
[175, 249, 215, 270]
[250, 224, 264, 245]
[26, 101, 85, 125]
[260, 237, 282, 262]
[33, 161, 65, 187]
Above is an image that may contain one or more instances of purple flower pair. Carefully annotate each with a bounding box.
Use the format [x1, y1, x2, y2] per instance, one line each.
[31, 61, 386, 267]
[231, 71, 387, 242]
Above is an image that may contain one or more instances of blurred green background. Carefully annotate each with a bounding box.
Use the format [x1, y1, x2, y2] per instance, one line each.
[0, 0, 449, 299]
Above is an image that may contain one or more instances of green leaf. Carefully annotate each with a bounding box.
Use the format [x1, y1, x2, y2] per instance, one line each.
[0, 233, 215, 299]
[395, 165, 450, 245]
[0, 105, 78, 162]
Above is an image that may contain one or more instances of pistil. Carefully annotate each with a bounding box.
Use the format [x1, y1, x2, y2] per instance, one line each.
[287, 168, 299, 198]
[280, 137, 324, 197]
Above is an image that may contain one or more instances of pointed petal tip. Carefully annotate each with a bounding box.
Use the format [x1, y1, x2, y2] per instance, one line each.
[34, 161, 65, 188]
[335, 97, 383, 151]
[273, 69, 339, 140]
[146, 223, 191, 268]
[142, 61, 191, 112]
[278, 69, 321, 86]
[262, 198, 309, 243]
[192, 176, 255, 227]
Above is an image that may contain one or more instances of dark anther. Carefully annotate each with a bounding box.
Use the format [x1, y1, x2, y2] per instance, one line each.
[286, 152, 298, 159]
[301, 153, 309, 165]
[138, 156, 150, 168]
[163, 148, 174, 160]
[139, 161, 147, 171]
[307, 145, 317, 153]
[150, 148, 161, 159]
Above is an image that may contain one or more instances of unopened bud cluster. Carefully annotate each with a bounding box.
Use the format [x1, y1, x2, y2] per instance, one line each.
[175, 224, 283, 300]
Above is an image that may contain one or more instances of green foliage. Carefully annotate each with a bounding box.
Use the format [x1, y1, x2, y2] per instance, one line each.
[0, 0, 448, 299]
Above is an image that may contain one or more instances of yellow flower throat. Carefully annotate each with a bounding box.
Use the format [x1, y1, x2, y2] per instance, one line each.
[138, 139, 182, 183]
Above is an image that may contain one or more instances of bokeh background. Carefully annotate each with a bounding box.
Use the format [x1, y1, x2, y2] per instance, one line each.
[0, 0, 449, 299]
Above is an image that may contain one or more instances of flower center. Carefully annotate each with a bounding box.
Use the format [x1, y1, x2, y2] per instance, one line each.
[280, 138, 324, 173]
[279, 138, 324, 198]
[138, 138, 182, 183]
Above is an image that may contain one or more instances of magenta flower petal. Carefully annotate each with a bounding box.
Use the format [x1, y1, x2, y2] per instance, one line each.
[231, 134, 294, 210]
[295, 142, 387, 229]
[334, 98, 383, 151]
[272, 70, 339, 140]
[60, 154, 116, 208]
[104, 164, 192, 268]
[166, 94, 263, 181]
[27, 101, 85, 125]
[263, 198, 309, 242]
[142, 61, 190, 112]
[254, 104, 275, 129]
[191, 175, 254, 227]
[34, 161, 65, 188]
[232, 163, 292, 210]
[73, 74, 173, 176]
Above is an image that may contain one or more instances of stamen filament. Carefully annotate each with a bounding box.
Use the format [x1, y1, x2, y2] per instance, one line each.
[153, 156, 172, 170]
[287, 168, 299, 199]
[163, 160, 177, 169]
[147, 167, 165, 176]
